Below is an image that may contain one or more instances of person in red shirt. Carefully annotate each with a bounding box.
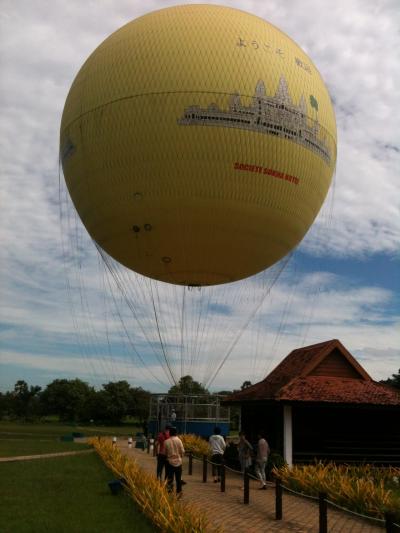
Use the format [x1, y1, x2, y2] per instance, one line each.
[155, 424, 171, 480]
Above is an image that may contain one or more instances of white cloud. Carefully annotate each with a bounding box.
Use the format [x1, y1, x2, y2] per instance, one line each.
[1, 0, 399, 392]
[0, 349, 167, 391]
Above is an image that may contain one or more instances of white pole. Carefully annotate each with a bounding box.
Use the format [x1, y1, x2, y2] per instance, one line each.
[283, 405, 293, 467]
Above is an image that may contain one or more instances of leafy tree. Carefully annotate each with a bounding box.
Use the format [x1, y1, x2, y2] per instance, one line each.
[12, 380, 29, 417]
[0, 391, 5, 418]
[130, 386, 151, 425]
[380, 369, 400, 390]
[93, 382, 151, 425]
[241, 380, 252, 390]
[96, 381, 133, 424]
[40, 379, 95, 421]
[168, 375, 208, 395]
[9, 381, 42, 419]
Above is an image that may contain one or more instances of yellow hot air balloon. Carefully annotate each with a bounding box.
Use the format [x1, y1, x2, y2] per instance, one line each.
[60, 4, 336, 286]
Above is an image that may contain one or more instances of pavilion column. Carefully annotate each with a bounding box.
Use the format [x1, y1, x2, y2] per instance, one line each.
[283, 404, 293, 467]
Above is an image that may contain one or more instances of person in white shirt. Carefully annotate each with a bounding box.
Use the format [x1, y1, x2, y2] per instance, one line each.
[164, 427, 185, 497]
[255, 432, 270, 489]
[208, 426, 226, 482]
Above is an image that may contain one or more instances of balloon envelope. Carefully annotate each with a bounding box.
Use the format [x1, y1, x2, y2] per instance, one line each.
[60, 4, 337, 286]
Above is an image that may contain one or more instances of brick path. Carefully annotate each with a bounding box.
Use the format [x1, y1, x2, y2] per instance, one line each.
[117, 442, 383, 533]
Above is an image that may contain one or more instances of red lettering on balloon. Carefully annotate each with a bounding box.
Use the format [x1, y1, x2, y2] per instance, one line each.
[234, 162, 299, 185]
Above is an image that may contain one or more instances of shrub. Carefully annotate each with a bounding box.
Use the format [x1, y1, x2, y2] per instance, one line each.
[180, 434, 210, 458]
[91, 437, 220, 532]
[274, 462, 400, 522]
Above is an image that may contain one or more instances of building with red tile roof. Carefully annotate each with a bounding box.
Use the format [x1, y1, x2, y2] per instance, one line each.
[225, 339, 400, 465]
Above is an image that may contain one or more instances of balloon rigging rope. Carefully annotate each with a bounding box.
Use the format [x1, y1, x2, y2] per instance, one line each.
[148, 279, 178, 385]
[101, 264, 167, 387]
[96, 246, 174, 385]
[59, 160, 337, 390]
[180, 286, 186, 379]
[300, 168, 337, 348]
[205, 253, 291, 388]
[59, 167, 118, 384]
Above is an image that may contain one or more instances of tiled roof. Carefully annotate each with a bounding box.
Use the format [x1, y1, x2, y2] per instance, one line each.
[278, 376, 400, 404]
[225, 339, 400, 406]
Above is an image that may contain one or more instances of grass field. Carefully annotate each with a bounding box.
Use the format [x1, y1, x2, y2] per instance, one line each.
[0, 421, 155, 532]
[0, 420, 144, 458]
[0, 438, 91, 457]
[0, 420, 143, 438]
[0, 452, 155, 532]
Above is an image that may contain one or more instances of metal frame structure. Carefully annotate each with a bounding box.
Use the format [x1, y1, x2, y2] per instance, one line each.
[148, 393, 230, 437]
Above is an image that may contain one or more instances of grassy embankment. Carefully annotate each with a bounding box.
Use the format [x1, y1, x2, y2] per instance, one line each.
[0, 420, 141, 457]
[0, 421, 154, 532]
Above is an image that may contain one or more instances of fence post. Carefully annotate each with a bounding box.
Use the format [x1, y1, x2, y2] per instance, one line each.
[243, 471, 250, 504]
[147, 438, 150, 454]
[319, 492, 328, 533]
[188, 452, 193, 475]
[202, 455, 208, 483]
[220, 463, 225, 492]
[275, 477, 282, 520]
[385, 511, 395, 533]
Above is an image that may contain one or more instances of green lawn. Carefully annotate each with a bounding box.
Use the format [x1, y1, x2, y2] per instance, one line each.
[0, 452, 155, 532]
[0, 420, 144, 458]
[0, 438, 91, 457]
[0, 420, 143, 438]
[0, 421, 93, 457]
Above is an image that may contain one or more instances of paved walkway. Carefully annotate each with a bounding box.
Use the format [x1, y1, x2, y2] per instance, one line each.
[117, 442, 383, 533]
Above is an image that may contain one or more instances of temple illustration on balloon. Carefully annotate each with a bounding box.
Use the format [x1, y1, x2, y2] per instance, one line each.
[178, 77, 332, 165]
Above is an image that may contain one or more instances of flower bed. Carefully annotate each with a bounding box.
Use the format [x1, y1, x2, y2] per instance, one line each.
[180, 434, 210, 457]
[90, 437, 220, 532]
[274, 463, 400, 522]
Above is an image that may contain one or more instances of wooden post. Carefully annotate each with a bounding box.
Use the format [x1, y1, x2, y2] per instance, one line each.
[385, 511, 395, 533]
[188, 452, 193, 475]
[319, 492, 328, 533]
[202, 455, 208, 483]
[275, 477, 282, 520]
[243, 471, 249, 504]
[220, 463, 225, 492]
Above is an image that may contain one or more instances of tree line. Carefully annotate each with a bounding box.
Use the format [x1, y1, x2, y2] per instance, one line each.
[0, 374, 250, 426]
[0, 379, 151, 425]
[2, 370, 397, 425]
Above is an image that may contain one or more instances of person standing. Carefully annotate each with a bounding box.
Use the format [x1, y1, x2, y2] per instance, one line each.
[164, 427, 185, 497]
[238, 431, 253, 473]
[208, 426, 226, 482]
[255, 432, 270, 490]
[155, 425, 170, 480]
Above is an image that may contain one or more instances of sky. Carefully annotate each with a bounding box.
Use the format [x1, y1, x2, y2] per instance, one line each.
[1, 0, 399, 394]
